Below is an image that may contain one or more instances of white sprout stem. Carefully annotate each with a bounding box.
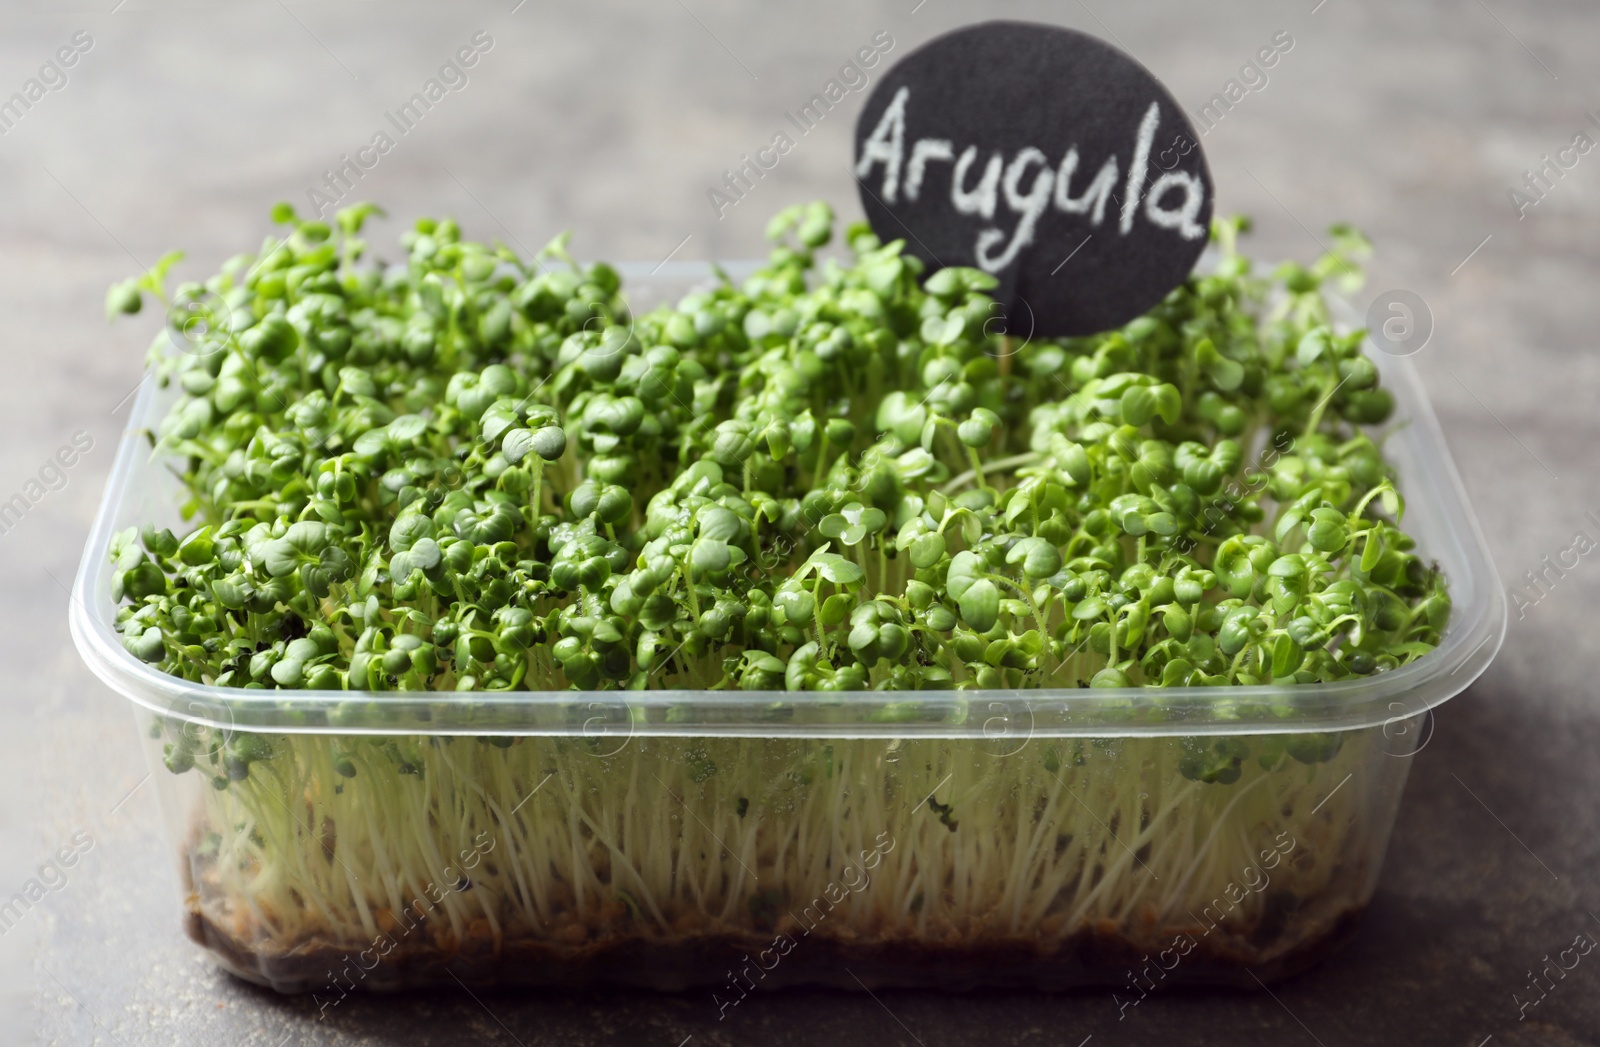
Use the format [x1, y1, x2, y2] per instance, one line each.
[180, 728, 1384, 969]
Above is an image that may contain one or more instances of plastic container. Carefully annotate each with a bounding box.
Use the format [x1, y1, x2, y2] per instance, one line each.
[70, 265, 1505, 994]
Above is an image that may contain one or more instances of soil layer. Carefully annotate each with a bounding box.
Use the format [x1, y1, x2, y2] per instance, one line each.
[185, 901, 1368, 994]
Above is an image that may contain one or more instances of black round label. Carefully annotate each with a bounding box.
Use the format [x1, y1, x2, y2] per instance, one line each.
[853, 21, 1213, 337]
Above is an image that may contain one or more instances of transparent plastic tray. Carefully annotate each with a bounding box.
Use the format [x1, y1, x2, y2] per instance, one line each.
[70, 264, 1505, 994]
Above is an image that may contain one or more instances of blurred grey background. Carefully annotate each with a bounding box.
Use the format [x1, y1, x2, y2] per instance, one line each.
[2, 0, 1598, 1044]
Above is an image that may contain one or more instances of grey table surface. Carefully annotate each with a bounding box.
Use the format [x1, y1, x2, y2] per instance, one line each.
[2, 0, 1597, 1044]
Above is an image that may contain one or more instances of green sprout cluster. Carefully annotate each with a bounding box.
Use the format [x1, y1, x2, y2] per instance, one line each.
[110, 202, 1444, 765]
[103, 200, 1443, 986]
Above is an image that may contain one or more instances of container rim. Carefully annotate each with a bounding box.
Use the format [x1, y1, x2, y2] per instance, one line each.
[69, 263, 1506, 739]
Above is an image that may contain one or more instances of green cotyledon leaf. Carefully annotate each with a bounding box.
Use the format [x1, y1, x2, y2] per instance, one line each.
[103, 197, 1447, 711]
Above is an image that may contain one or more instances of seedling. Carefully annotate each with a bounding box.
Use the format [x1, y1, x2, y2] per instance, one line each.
[107, 200, 1447, 989]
